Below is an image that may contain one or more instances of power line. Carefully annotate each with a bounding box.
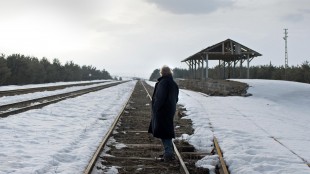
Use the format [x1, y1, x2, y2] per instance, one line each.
[283, 28, 288, 80]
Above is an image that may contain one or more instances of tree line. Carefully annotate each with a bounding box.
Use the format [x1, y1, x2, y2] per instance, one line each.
[0, 54, 112, 85]
[149, 68, 190, 81]
[149, 61, 310, 84]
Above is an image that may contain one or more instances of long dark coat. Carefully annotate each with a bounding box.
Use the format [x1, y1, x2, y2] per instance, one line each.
[148, 75, 179, 139]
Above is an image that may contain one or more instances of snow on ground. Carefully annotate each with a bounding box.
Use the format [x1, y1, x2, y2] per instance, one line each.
[0, 80, 110, 91]
[1, 79, 309, 174]
[0, 80, 136, 174]
[0, 81, 119, 107]
[148, 79, 310, 174]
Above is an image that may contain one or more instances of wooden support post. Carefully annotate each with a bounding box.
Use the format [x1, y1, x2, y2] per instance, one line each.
[239, 58, 242, 78]
[223, 61, 226, 79]
[192, 60, 194, 79]
[194, 60, 197, 79]
[230, 40, 233, 54]
[219, 60, 221, 79]
[247, 54, 250, 79]
[198, 60, 201, 79]
[188, 61, 190, 79]
[228, 61, 231, 79]
[185, 61, 189, 67]
[205, 54, 209, 79]
[201, 59, 204, 80]
[190, 60, 193, 79]
[233, 60, 236, 78]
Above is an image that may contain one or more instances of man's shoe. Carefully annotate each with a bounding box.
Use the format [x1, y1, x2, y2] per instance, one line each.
[163, 154, 176, 162]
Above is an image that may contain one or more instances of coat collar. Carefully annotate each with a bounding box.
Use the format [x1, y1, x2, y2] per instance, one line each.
[157, 75, 172, 82]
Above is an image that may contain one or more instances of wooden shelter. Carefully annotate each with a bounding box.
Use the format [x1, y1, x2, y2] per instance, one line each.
[182, 39, 262, 79]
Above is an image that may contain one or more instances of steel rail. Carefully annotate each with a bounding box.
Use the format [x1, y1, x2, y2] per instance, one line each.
[141, 80, 190, 174]
[0, 82, 124, 118]
[180, 90, 230, 174]
[271, 136, 310, 168]
[0, 81, 109, 97]
[140, 80, 152, 99]
[83, 81, 136, 174]
[214, 136, 229, 174]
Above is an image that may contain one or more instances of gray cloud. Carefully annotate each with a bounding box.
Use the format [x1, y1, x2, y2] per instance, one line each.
[282, 13, 304, 23]
[145, 0, 234, 14]
[0, 0, 104, 20]
[300, 8, 310, 14]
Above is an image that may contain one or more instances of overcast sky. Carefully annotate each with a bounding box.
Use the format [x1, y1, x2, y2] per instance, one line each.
[0, 0, 309, 78]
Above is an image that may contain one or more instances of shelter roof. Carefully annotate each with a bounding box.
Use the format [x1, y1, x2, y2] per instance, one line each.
[182, 38, 262, 62]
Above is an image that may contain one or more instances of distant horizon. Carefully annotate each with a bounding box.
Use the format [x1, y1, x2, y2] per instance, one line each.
[2, 51, 309, 80]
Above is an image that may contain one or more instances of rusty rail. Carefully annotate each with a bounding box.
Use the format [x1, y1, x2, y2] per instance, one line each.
[83, 81, 136, 174]
[214, 136, 229, 174]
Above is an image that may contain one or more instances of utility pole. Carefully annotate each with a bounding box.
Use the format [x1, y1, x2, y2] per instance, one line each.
[283, 28, 288, 80]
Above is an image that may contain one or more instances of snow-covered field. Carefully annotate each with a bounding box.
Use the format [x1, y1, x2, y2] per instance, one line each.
[148, 79, 310, 174]
[181, 79, 310, 174]
[1, 79, 309, 174]
[0, 81, 136, 174]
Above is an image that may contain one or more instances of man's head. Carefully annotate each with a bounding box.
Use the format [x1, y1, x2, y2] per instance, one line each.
[160, 65, 173, 77]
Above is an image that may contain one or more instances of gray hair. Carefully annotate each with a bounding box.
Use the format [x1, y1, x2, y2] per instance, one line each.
[160, 65, 173, 76]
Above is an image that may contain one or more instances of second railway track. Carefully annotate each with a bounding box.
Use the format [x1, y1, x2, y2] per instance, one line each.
[0, 81, 124, 118]
[0, 81, 111, 97]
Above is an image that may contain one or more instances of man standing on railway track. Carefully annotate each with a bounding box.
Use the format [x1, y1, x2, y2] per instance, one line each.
[148, 65, 179, 162]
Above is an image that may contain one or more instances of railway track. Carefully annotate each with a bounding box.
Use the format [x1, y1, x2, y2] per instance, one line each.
[0, 81, 109, 97]
[0, 81, 124, 118]
[84, 80, 229, 174]
[143, 82, 229, 174]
